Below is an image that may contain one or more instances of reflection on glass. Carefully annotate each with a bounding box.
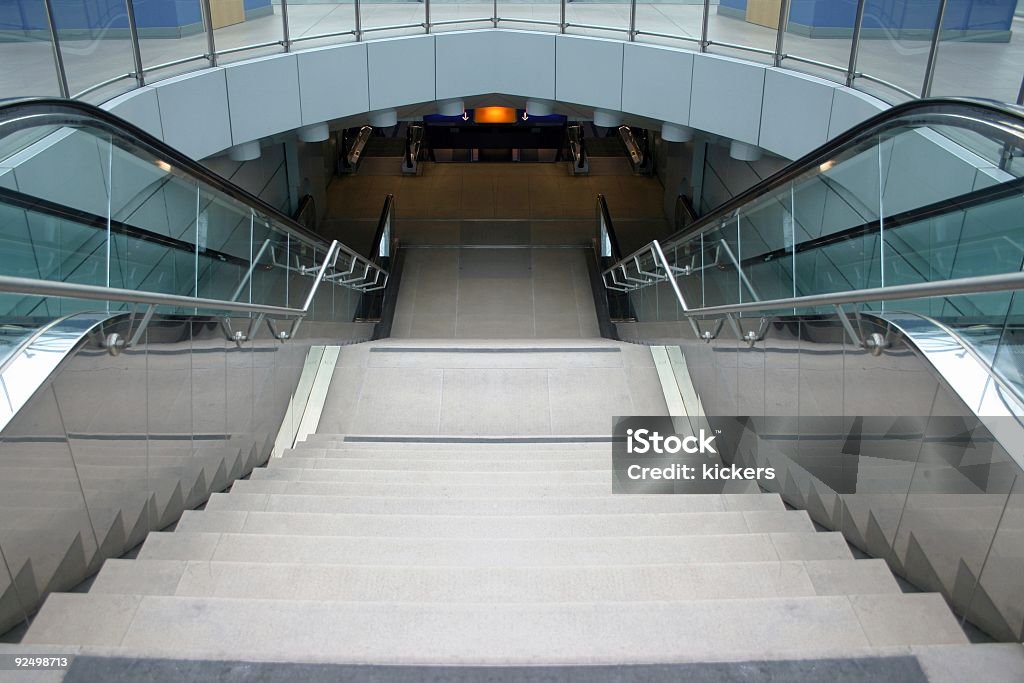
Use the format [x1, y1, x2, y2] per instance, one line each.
[47, 0, 137, 100]
[850, 0, 942, 101]
[0, 12, 62, 98]
[211, 0, 285, 64]
[565, 0, 630, 39]
[778, 1, 854, 84]
[634, 0, 704, 48]
[929, 2, 1022, 104]
[136, 0, 210, 81]
[496, 0, 559, 33]
[284, 0, 357, 50]
[707, 0, 779, 63]
[360, 0, 425, 40]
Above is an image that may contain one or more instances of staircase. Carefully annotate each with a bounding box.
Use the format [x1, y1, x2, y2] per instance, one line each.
[15, 342, 1019, 678]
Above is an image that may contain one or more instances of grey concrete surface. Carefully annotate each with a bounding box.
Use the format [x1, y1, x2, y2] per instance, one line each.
[392, 248, 600, 340]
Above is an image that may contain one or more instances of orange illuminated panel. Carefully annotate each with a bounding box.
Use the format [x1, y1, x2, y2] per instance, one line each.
[473, 107, 517, 124]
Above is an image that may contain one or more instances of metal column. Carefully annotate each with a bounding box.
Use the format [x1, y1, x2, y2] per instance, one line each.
[281, 0, 292, 51]
[124, 0, 145, 86]
[199, 0, 218, 65]
[846, 0, 867, 87]
[773, 0, 791, 67]
[42, 0, 69, 98]
[700, 0, 710, 52]
[921, 0, 950, 98]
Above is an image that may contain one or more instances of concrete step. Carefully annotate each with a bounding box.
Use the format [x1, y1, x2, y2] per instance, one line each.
[23, 593, 968, 662]
[137, 531, 855, 566]
[89, 558, 902, 602]
[207, 491, 785, 515]
[302, 435, 614, 451]
[172, 509, 816, 537]
[248, 467, 609, 485]
[287, 445, 614, 460]
[269, 456, 614, 472]
[276, 453, 619, 471]
[232, 478, 613, 498]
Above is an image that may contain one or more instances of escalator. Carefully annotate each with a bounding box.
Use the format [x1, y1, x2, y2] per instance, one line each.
[2, 92, 1024, 653]
[0, 98, 395, 633]
[599, 98, 1024, 642]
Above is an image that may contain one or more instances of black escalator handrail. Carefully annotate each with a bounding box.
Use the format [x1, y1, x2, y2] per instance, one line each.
[596, 194, 623, 261]
[292, 194, 317, 231]
[0, 184, 250, 268]
[735, 173, 1024, 270]
[369, 193, 394, 263]
[650, 97, 1024, 259]
[0, 98, 334, 253]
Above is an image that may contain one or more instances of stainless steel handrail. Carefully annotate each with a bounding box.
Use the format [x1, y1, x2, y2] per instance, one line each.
[25, 0, 1024, 116]
[0, 99, 336, 255]
[0, 240, 344, 347]
[607, 98, 1024, 265]
[616, 239, 1024, 320]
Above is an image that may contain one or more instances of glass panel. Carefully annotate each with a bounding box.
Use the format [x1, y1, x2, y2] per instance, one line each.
[739, 183, 795, 304]
[212, 0, 285, 64]
[706, 0, 779, 63]
[248, 215, 287, 307]
[285, 0, 357, 50]
[928, 1, 1021, 104]
[496, 0, 559, 32]
[196, 189, 251, 302]
[779, 1, 854, 84]
[566, 0, 630, 39]
[136, 0, 210, 81]
[0, 6, 62, 97]
[360, 0, 425, 40]
[702, 224, 740, 308]
[48, 0, 137, 101]
[851, 0, 944, 101]
[634, 0, 704, 49]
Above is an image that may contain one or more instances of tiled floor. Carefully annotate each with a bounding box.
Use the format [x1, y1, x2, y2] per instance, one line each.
[320, 159, 671, 255]
[3, 4, 1021, 105]
[391, 247, 601, 339]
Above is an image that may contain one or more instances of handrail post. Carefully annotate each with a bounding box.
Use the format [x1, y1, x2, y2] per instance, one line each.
[773, 0, 791, 67]
[354, 0, 363, 41]
[199, 0, 218, 65]
[301, 240, 341, 313]
[560, 0, 567, 33]
[846, 0, 867, 87]
[124, 0, 145, 87]
[281, 0, 292, 51]
[231, 238, 273, 302]
[628, 0, 637, 41]
[700, 0, 710, 52]
[42, 0, 70, 98]
[921, 0, 950, 98]
[492, 0, 498, 28]
[650, 240, 702, 338]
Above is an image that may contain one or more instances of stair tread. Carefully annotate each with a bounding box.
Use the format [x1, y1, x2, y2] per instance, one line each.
[173, 509, 816, 537]
[89, 557, 903, 601]
[23, 592, 968, 660]
[137, 531, 855, 564]
[208, 491, 784, 514]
